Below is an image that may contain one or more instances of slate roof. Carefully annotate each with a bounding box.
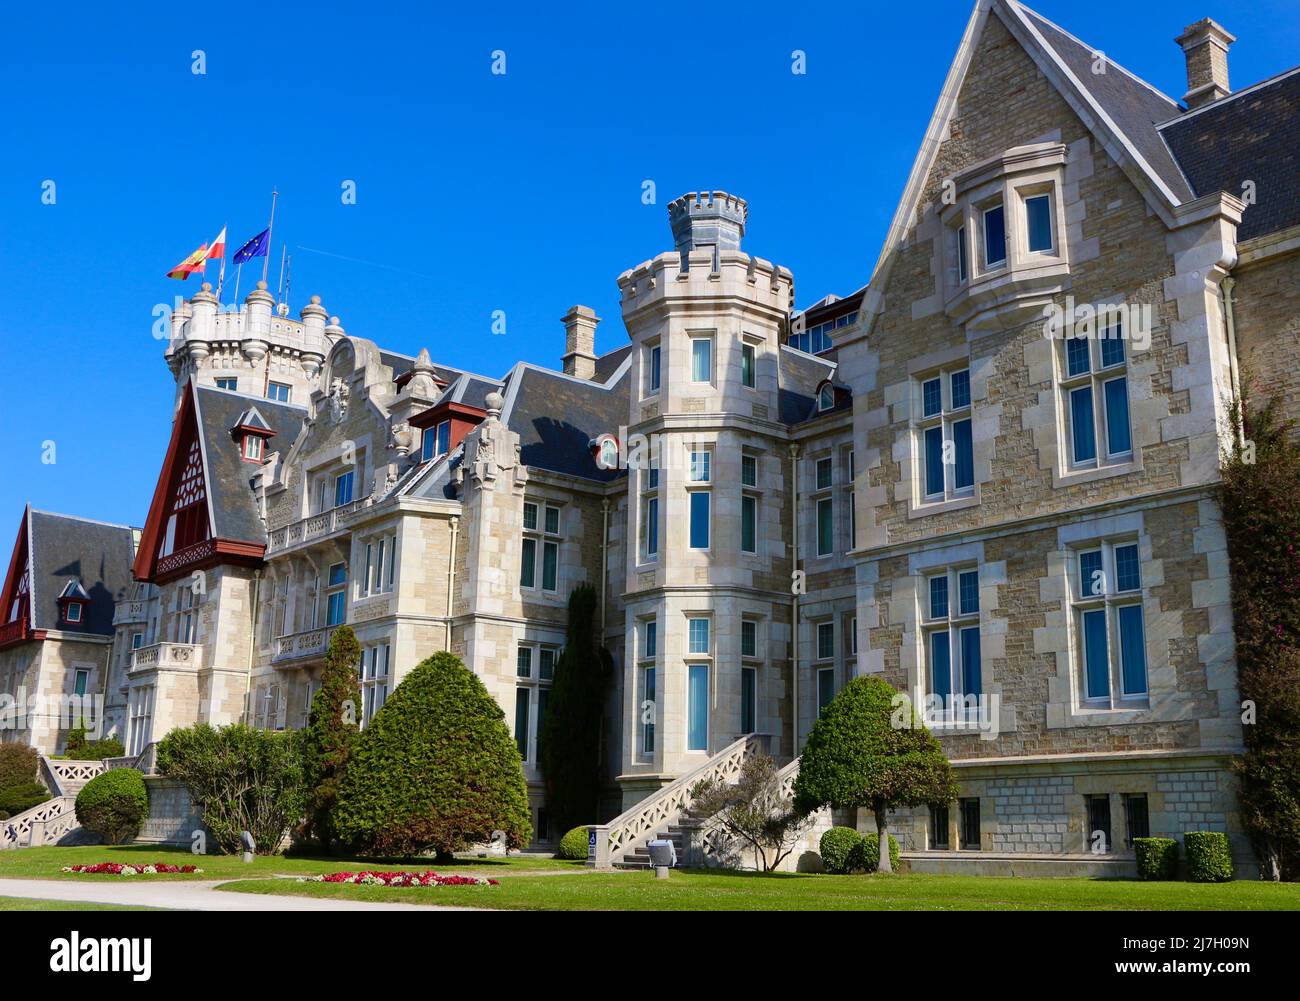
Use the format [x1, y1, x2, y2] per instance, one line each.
[26, 510, 135, 635]
[504, 365, 629, 482]
[592, 345, 633, 384]
[778, 345, 839, 426]
[194, 386, 307, 544]
[1013, 4, 1193, 202]
[1160, 68, 1300, 241]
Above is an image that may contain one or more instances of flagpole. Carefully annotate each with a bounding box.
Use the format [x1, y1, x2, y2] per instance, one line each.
[261, 188, 278, 285]
[233, 262, 243, 305]
[277, 244, 287, 304]
[215, 221, 228, 302]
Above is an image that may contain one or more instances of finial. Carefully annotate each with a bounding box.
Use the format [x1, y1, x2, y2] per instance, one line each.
[485, 390, 505, 419]
[311, 295, 321, 305]
[257, 280, 268, 290]
[201, 282, 212, 293]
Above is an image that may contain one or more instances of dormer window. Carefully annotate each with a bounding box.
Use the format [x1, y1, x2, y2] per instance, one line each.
[57, 579, 89, 626]
[422, 420, 451, 461]
[242, 435, 265, 462]
[230, 407, 275, 465]
[817, 383, 836, 413]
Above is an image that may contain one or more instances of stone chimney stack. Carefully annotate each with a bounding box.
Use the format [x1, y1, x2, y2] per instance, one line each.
[1176, 18, 1235, 110]
[561, 305, 600, 379]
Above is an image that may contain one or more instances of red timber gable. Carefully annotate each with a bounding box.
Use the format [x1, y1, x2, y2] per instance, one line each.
[134, 381, 265, 584]
[0, 507, 42, 648]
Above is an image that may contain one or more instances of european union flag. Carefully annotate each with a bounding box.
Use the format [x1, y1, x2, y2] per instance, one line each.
[232, 228, 269, 264]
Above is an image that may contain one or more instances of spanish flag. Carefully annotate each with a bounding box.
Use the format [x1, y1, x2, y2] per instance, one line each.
[167, 242, 208, 280]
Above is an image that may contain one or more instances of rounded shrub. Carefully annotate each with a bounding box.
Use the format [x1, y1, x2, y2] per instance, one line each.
[0, 782, 51, 817]
[819, 826, 861, 874]
[1134, 837, 1179, 880]
[333, 651, 532, 858]
[849, 832, 902, 874]
[75, 768, 148, 845]
[557, 825, 590, 860]
[1183, 831, 1233, 882]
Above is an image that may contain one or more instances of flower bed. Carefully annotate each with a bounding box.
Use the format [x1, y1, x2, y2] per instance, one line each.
[299, 871, 498, 888]
[62, 863, 204, 875]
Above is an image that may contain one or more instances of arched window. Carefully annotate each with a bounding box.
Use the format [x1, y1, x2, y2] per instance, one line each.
[818, 383, 835, 412]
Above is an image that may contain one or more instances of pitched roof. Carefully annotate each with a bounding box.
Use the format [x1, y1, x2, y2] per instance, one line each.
[1160, 68, 1300, 241]
[25, 510, 136, 635]
[778, 345, 838, 426]
[503, 364, 630, 482]
[194, 385, 306, 544]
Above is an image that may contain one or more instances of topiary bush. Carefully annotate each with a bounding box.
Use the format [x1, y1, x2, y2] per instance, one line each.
[333, 651, 532, 859]
[0, 782, 51, 817]
[0, 744, 40, 790]
[1184, 831, 1234, 882]
[1134, 837, 1179, 880]
[301, 625, 362, 850]
[851, 832, 902, 874]
[64, 738, 126, 762]
[819, 826, 861, 874]
[75, 768, 148, 845]
[557, 825, 590, 860]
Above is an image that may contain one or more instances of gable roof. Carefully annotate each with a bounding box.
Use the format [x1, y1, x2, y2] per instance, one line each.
[3, 508, 136, 636]
[1160, 67, 1300, 241]
[779, 344, 838, 426]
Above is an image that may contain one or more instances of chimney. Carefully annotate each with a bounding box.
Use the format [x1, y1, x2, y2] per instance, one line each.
[1176, 18, 1235, 110]
[561, 305, 600, 379]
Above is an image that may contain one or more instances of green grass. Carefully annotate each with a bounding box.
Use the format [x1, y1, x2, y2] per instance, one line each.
[0, 844, 583, 882]
[217, 868, 1300, 911]
[0, 896, 162, 911]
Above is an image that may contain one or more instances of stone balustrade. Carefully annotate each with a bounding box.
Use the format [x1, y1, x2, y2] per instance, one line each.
[112, 599, 149, 626]
[272, 626, 336, 665]
[266, 496, 372, 555]
[131, 641, 203, 673]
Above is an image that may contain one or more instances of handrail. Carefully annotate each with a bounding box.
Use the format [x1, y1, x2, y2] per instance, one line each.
[596, 734, 771, 865]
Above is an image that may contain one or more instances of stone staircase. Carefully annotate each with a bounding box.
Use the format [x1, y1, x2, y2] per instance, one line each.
[0, 756, 108, 850]
[617, 824, 688, 870]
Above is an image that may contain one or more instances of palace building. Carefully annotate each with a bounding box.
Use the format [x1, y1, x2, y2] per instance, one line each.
[3, 0, 1298, 873]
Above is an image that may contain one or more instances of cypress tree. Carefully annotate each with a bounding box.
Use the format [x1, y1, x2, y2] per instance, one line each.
[301, 624, 362, 851]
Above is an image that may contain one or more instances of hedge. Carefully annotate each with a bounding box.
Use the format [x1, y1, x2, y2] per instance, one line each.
[819, 827, 860, 874]
[0, 782, 51, 817]
[63, 738, 126, 762]
[75, 768, 148, 845]
[557, 826, 590, 861]
[1134, 837, 1179, 880]
[1184, 831, 1234, 882]
[850, 832, 902, 874]
[0, 744, 40, 790]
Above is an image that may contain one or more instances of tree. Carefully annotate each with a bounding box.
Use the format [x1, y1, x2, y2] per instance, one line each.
[75, 768, 148, 845]
[689, 753, 812, 871]
[301, 625, 362, 850]
[538, 585, 614, 834]
[156, 723, 305, 855]
[1220, 388, 1300, 880]
[332, 651, 532, 859]
[793, 676, 958, 873]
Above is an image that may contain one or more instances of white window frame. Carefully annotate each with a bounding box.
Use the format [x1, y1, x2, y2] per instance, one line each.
[1071, 538, 1148, 707]
[916, 365, 974, 503]
[922, 565, 982, 722]
[1059, 318, 1132, 471]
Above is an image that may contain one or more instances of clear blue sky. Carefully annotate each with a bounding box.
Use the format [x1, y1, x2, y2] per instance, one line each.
[0, 0, 1295, 529]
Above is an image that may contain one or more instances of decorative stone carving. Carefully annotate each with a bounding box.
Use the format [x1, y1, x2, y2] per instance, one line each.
[328, 378, 350, 424]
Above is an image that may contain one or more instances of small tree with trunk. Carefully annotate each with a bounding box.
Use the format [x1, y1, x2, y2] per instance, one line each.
[689, 753, 811, 871]
[301, 624, 362, 850]
[539, 585, 614, 834]
[794, 675, 958, 873]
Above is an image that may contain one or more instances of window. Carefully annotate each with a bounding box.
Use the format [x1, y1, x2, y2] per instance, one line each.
[816, 667, 835, 714]
[521, 502, 561, 592]
[1072, 539, 1147, 703]
[959, 798, 981, 850]
[644, 619, 657, 658]
[688, 617, 710, 655]
[360, 645, 390, 726]
[1061, 319, 1131, 468]
[843, 445, 857, 549]
[641, 469, 659, 561]
[1123, 793, 1150, 848]
[73, 669, 89, 698]
[918, 367, 974, 502]
[1025, 193, 1053, 253]
[514, 641, 557, 763]
[334, 470, 354, 508]
[741, 666, 757, 734]
[812, 456, 835, 557]
[267, 381, 291, 403]
[242, 435, 264, 462]
[687, 664, 709, 751]
[641, 665, 656, 754]
[923, 566, 981, 720]
[930, 805, 950, 849]
[422, 420, 451, 461]
[65, 603, 82, 624]
[955, 225, 968, 284]
[741, 342, 756, 388]
[816, 621, 835, 661]
[646, 342, 661, 394]
[1086, 794, 1112, 853]
[127, 686, 154, 756]
[691, 336, 713, 384]
[741, 494, 757, 554]
[818, 384, 835, 412]
[789, 314, 854, 355]
[388, 534, 397, 589]
[325, 562, 347, 625]
[688, 451, 711, 550]
[982, 203, 1006, 269]
[215, 377, 238, 391]
[373, 538, 385, 594]
[741, 620, 757, 659]
[741, 455, 757, 487]
[175, 586, 195, 644]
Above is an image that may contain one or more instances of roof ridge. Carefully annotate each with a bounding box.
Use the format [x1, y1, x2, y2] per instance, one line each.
[1157, 64, 1300, 129]
[29, 509, 137, 532]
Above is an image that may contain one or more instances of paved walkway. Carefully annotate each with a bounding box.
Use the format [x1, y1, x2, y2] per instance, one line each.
[0, 878, 490, 911]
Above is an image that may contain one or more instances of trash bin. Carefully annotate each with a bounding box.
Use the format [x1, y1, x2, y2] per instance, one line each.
[648, 839, 676, 878]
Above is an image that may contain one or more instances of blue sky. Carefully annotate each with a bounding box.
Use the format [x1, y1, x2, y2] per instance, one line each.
[0, 0, 1295, 529]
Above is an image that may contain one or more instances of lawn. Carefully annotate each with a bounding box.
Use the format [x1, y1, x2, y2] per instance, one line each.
[217, 868, 1300, 911]
[0, 844, 583, 882]
[0, 896, 161, 911]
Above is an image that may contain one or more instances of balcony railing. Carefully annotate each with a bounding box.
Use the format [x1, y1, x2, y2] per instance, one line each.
[266, 496, 372, 555]
[112, 600, 148, 626]
[131, 641, 203, 673]
[0, 618, 32, 648]
[272, 626, 336, 665]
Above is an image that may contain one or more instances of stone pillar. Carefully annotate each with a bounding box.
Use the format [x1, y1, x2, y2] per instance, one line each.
[586, 824, 612, 869]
